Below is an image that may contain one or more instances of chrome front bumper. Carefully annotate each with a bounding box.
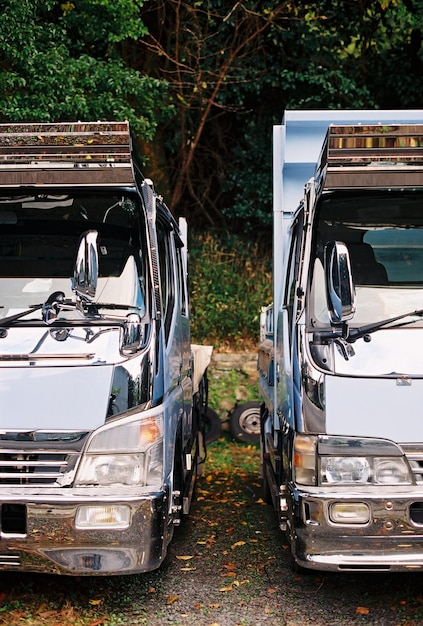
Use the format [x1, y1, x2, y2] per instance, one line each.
[0, 490, 169, 575]
[287, 485, 423, 572]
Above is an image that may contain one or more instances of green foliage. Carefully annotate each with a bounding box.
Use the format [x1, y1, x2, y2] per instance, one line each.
[189, 231, 272, 350]
[277, 0, 423, 110]
[140, 0, 423, 230]
[60, 0, 148, 54]
[1, 0, 423, 231]
[139, 0, 291, 220]
[208, 367, 259, 414]
[0, 0, 171, 138]
[221, 118, 273, 232]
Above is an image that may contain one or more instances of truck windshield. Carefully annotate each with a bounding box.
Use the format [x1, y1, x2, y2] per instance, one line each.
[0, 191, 148, 321]
[309, 190, 423, 326]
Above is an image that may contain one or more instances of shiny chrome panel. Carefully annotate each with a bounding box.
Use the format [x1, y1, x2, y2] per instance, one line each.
[0, 490, 168, 575]
[287, 484, 423, 572]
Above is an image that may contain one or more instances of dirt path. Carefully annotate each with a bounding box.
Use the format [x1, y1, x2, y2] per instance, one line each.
[0, 439, 422, 625]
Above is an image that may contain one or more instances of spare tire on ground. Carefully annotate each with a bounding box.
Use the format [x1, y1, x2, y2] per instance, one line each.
[229, 401, 261, 443]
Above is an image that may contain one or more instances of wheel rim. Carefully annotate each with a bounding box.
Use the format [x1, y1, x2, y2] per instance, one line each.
[239, 407, 260, 435]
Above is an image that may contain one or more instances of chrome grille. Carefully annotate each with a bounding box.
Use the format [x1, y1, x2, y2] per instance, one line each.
[0, 448, 80, 486]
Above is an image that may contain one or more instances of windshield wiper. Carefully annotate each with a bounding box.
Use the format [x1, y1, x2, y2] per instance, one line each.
[348, 309, 423, 342]
[313, 309, 423, 346]
[90, 303, 143, 311]
[0, 304, 43, 327]
[0, 290, 144, 329]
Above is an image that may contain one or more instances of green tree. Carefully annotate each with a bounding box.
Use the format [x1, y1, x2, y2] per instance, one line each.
[271, 0, 423, 109]
[138, 0, 423, 230]
[1, 0, 422, 230]
[221, 0, 422, 231]
[138, 0, 290, 223]
[0, 0, 171, 139]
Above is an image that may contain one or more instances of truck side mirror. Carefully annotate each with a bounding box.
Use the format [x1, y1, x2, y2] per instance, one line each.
[122, 313, 143, 354]
[73, 230, 98, 301]
[324, 241, 355, 324]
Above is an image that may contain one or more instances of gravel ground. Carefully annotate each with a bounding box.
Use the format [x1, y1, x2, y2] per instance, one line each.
[0, 439, 423, 625]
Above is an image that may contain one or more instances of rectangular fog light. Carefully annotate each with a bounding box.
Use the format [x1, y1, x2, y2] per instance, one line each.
[75, 505, 131, 530]
[330, 502, 370, 524]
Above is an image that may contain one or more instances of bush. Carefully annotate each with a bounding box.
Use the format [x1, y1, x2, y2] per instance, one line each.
[189, 231, 272, 351]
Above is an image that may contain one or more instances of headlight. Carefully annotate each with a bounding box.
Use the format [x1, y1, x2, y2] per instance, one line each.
[373, 458, 410, 485]
[321, 455, 411, 485]
[323, 457, 370, 484]
[318, 435, 412, 486]
[75, 412, 163, 487]
[294, 435, 413, 487]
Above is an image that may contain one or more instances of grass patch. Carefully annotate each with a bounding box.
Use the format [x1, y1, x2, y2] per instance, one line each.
[189, 230, 272, 351]
[205, 437, 260, 475]
[208, 366, 259, 415]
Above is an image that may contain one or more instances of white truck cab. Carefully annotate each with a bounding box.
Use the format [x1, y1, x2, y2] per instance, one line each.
[259, 110, 423, 572]
[0, 122, 211, 575]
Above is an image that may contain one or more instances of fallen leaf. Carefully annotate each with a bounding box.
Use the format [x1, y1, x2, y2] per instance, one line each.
[176, 555, 194, 560]
[89, 599, 102, 606]
[166, 594, 179, 605]
[181, 567, 197, 571]
[208, 603, 220, 608]
[231, 540, 246, 549]
[356, 607, 369, 615]
[267, 588, 277, 594]
[148, 587, 156, 593]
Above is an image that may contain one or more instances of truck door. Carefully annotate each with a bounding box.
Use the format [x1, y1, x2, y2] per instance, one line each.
[277, 209, 304, 435]
[175, 240, 193, 445]
[156, 217, 191, 446]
